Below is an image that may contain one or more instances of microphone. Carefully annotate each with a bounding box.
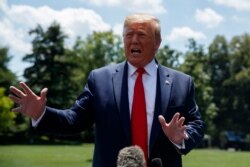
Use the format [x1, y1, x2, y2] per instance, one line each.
[117, 145, 146, 167]
[151, 158, 163, 167]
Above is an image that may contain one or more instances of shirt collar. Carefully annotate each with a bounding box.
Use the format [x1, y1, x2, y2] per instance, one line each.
[127, 59, 158, 77]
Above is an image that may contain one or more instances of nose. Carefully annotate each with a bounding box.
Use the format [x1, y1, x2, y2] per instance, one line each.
[131, 34, 139, 44]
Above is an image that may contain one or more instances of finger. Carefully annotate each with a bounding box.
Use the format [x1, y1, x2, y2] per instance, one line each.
[8, 94, 21, 104]
[177, 117, 185, 127]
[158, 115, 167, 127]
[12, 106, 22, 113]
[9, 86, 25, 98]
[179, 125, 188, 137]
[40, 88, 48, 101]
[184, 131, 189, 140]
[170, 112, 180, 124]
[179, 127, 189, 140]
[19, 82, 35, 95]
[180, 125, 187, 133]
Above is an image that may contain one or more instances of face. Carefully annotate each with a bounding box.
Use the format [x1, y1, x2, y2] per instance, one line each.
[123, 21, 161, 68]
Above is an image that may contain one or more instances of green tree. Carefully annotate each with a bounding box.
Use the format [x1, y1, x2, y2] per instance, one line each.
[157, 45, 182, 69]
[23, 22, 80, 108]
[0, 47, 17, 91]
[0, 46, 19, 139]
[181, 39, 218, 136]
[0, 88, 15, 133]
[73, 31, 124, 83]
[223, 33, 250, 133]
[207, 35, 231, 138]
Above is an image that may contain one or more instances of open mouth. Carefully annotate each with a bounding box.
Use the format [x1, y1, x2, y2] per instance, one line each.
[131, 48, 141, 55]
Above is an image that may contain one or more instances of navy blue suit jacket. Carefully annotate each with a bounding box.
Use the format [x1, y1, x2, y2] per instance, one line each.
[36, 61, 204, 167]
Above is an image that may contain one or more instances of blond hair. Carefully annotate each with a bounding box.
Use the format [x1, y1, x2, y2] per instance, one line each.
[123, 13, 162, 43]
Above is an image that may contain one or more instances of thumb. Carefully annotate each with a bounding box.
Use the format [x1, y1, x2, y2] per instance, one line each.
[158, 115, 167, 127]
[40, 88, 48, 101]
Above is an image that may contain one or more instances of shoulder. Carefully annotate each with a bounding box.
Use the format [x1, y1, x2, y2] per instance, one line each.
[159, 64, 191, 80]
[91, 62, 125, 74]
[87, 62, 126, 80]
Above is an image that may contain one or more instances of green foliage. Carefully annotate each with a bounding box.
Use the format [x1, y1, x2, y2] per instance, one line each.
[205, 34, 250, 143]
[73, 31, 124, 83]
[0, 47, 17, 91]
[23, 22, 81, 108]
[157, 45, 182, 69]
[0, 46, 18, 134]
[0, 87, 16, 133]
[222, 33, 250, 133]
[180, 39, 218, 135]
[207, 35, 230, 136]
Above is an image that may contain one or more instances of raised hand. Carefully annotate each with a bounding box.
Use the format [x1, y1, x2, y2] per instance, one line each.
[158, 113, 189, 145]
[8, 82, 48, 120]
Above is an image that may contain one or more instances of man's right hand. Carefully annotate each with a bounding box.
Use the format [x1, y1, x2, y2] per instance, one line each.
[9, 82, 48, 120]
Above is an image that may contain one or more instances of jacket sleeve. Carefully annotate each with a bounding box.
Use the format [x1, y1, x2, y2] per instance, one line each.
[178, 77, 205, 154]
[35, 71, 96, 135]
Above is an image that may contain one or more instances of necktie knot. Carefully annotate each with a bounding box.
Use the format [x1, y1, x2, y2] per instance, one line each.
[137, 68, 145, 75]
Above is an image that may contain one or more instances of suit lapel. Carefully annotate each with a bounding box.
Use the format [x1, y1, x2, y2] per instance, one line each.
[112, 62, 131, 143]
[159, 65, 173, 116]
[149, 65, 172, 151]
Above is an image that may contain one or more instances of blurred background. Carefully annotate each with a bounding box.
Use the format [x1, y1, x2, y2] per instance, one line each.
[0, 0, 250, 166]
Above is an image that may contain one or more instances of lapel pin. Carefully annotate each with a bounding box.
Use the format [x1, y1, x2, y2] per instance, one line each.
[165, 80, 170, 85]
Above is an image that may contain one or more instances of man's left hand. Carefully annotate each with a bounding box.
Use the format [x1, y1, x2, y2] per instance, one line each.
[158, 113, 189, 145]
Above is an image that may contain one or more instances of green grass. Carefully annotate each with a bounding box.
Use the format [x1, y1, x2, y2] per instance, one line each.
[183, 149, 250, 167]
[0, 145, 250, 167]
[0, 144, 93, 167]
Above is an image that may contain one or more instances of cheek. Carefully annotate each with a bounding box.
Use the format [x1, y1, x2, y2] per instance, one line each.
[145, 42, 156, 52]
[124, 45, 130, 54]
[124, 42, 131, 53]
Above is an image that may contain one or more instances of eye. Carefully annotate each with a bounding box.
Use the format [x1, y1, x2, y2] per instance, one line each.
[125, 32, 133, 38]
[138, 32, 146, 38]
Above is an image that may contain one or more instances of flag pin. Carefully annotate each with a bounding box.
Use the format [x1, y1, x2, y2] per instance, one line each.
[165, 80, 170, 85]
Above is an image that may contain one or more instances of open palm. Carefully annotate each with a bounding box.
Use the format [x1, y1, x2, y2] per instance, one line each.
[9, 82, 47, 120]
[158, 113, 189, 145]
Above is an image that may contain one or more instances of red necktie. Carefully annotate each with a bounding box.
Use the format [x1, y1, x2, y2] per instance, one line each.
[131, 68, 148, 162]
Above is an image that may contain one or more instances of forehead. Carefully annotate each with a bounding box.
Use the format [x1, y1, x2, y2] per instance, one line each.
[123, 21, 154, 34]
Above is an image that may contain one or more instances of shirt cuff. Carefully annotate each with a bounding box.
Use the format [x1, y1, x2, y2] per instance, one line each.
[31, 108, 46, 127]
[172, 140, 186, 149]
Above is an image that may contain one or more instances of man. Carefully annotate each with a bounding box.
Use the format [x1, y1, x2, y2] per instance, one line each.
[9, 13, 204, 167]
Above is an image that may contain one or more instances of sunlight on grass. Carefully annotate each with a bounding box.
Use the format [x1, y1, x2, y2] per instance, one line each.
[0, 144, 93, 167]
[183, 149, 250, 167]
[0, 145, 250, 167]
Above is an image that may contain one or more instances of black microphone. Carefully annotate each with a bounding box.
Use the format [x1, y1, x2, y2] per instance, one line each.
[151, 158, 163, 167]
[117, 145, 146, 167]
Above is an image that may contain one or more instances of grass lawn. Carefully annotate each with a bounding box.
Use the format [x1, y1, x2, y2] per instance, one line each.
[0, 144, 250, 167]
[0, 144, 93, 167]
[182, 149, 250, 167]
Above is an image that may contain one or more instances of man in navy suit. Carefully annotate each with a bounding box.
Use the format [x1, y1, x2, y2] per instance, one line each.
[9, 13, 204, 167]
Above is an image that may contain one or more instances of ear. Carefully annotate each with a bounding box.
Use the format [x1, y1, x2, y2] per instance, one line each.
[155, 39, 161, 50]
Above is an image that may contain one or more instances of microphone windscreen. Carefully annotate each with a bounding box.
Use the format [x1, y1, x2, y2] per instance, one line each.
[117, 145, 146, 167]
[151, 158, 163, 167]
